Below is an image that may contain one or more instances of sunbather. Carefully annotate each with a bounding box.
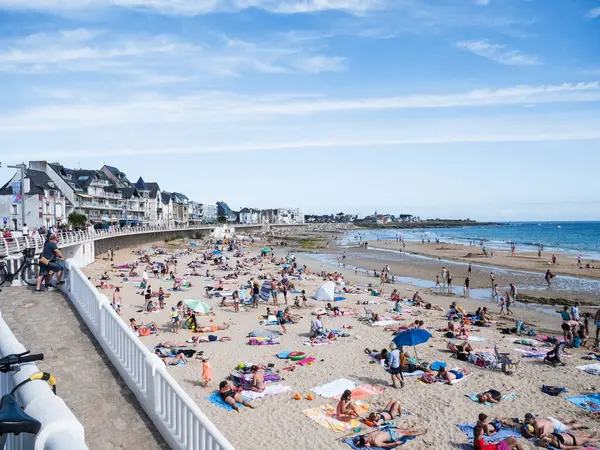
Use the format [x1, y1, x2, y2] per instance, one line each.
[447, 341, 474, 360]
[355, 427, 426, 447]
[437, 366, 471, 384]
[336, 389, 361, 422]
[539, 431, 599, 449]
[473, 424, 524, 450]
[249, 365, 265, 392]
[157, 352, 187, 366]
[366, 399, 403, 426]
[477, 413, 521, 436]
[218, 381, 254, 413]
[195, 322, 230, 333]
[525, 414, 588, 438]
[477, 387, 514, 404]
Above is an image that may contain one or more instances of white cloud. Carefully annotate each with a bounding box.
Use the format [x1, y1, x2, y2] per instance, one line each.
[456, 39, 540, 66]
[586, 7, 600, 18]
[0, 28, 346, 76]
[2, 81, 599, 132]
[0, 0, 386, 15]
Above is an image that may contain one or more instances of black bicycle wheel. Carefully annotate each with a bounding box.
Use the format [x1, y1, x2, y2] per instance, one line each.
[0, 266, 7, 287]
[21, 261, 40, 286]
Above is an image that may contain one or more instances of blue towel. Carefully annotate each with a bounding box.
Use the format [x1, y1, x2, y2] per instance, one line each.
[566, 393, 600, 412]
[334, 296, 346, 301]
[465, 392, 518, 406]
[457, 424, 520, 443]
[277, 350, 292, 359]
[429, 361, 446, 371]
[205, 392, 249, 411]
[342, 436, 415, 450]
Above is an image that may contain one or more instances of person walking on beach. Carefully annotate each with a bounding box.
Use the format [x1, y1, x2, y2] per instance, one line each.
[447, 271, 453, 292]
[467, 264, 472, 278]
[594, 309, 600, 344]
[578, 254, 582, 267]
[491, 283, 499, 299]
[490, 272, 495, 289]
[498, 296, 506, 315]
[545, 269, 554, 287]
[464, 277, 470, 297]
[509, 283, 517, 302]
[435, 275, 441, 289]
[252, 282, 260, 308]
[505, 292, 514, 315]
[441, 267, 447, 287]
[552, 254, 557, 265]
[387, 343, 404, 389]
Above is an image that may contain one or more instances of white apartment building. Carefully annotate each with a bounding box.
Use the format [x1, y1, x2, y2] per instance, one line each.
[0, 168, 67, 230]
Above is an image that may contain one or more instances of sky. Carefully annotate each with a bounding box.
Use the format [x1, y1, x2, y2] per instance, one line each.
[0, 0, 599, 221]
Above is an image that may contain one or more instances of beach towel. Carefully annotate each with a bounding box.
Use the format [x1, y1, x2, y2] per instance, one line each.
[296, 357, 317, 366]
[240, 384, 290, 400]
[465, 392, 518, 406]
[205, 392, 250, 411]
[342, 436, 415, 450]
[311, 378, 357, 398]
[304, 339, 335, 347]
[457, 424, 520, 443]
[303, 402, 370, 433]
[370, 320, 401, 327]
[277, 350, 292, 359]
[429, 361, 446, 371]
[467, 336, 487, 342]
[577, 363, 600, 375]
[566, 393, 600, 412]
[334, 296, 346, 301]
[333, 384, 384, 401]
[513, 348, 547, 358]
[248, 337, 279, 345]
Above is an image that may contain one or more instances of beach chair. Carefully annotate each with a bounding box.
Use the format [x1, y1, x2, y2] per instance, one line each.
[363, 307, 375, 321]
[494, 345, 520, 374]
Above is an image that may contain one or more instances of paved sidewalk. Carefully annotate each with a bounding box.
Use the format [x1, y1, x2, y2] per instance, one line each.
[0, 287, 169, 450]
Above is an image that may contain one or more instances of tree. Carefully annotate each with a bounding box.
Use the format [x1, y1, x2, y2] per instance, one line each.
[217, 216, 227, 225]
[68, 212, 88, 229]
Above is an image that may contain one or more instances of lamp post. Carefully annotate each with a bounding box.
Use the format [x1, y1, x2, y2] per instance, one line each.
[7, 163, 26, 230]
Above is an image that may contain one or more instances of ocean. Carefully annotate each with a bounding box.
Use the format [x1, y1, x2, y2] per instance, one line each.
[342, 221, 600, 259]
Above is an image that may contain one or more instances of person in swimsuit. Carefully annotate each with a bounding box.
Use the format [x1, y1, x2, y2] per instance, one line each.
[477, 413, 521, 436]
[473, 424, 524, 450]
[365, 399, 403, 426]
[336, 389, 361, 421]
[355, 427, 426, 448]
[249, 365, 265, 392]
[447, 341, 474, 360]
[437, 366, 470, 384]
[525, 414, 588, 438]
[477, 387, 514, 404]
[539, 431, 600, 449]
[218, 381, 254, 413]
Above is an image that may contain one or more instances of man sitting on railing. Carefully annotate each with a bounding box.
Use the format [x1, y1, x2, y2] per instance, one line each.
[35, 234, 66, 294]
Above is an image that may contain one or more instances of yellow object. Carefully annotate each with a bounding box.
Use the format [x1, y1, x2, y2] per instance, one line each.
[306, 393, 313, 400]
[294, 393, 302, 400]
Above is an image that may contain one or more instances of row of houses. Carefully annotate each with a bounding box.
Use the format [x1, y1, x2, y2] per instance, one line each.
[0, 161, 218, 230]
[0, 161, 304, 230]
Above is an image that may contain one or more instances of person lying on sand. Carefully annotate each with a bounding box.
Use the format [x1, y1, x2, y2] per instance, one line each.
[473, 424, 524, 450]
[336, 389, 361, 421]
[437, 367, 470, 384]
[539, 431, 600, 449]
[477, 414, 521, 436]
[195, 322, 230, 333]
[524, 414, 588, 438]
[477, 386, 514, 404]
[447, 340, 474, 358]
[129, 318, 159, 335]
[218, 381, 254, 412]
[156, 351, 187, 366]
[355, 427, 426, 447]
[365, 399, 403, 427]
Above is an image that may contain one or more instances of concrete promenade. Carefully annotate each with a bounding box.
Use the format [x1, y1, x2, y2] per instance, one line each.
[0, 287, 168, 450]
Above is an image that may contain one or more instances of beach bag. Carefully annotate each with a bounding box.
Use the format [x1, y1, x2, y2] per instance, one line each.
[138, 327, 151, 336]
[542, 385, 566, 396]
[445, 332, 456, 339]
[39, 256, 50, 265]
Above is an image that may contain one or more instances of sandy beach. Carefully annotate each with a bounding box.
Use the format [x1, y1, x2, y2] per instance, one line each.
[83, 231, 600, 450]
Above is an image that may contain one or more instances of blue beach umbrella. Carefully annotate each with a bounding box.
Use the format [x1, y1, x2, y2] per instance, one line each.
[392, 329, 432, 358]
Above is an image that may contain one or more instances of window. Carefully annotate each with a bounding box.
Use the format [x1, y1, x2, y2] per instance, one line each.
[11, 205, 17, 215]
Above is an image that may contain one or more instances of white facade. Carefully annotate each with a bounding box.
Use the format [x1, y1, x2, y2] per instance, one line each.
[0, 171, 67, 230]
[239, 208, 260, 224]
[199, 202, 217, 223]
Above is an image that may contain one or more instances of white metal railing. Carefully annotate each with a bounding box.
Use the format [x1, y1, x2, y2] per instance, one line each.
[0, 313, 88, 450]
[63, 260, 235, 450]
[0, 222, 303, 257]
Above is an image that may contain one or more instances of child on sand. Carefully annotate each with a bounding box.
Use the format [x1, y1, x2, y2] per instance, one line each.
[201, 356, 212, 387]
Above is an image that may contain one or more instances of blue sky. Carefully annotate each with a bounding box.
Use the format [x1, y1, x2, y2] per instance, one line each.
[0, 0, 599, 220]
